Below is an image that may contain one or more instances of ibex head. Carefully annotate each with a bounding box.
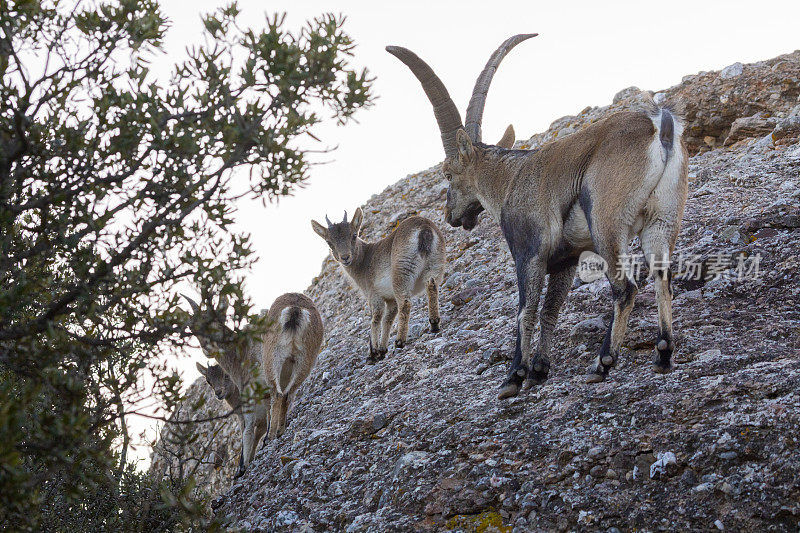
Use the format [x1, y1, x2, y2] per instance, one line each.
[311, 209, 363, 267]
[387, 34, 536, 230]
[196, 362, 238, 402]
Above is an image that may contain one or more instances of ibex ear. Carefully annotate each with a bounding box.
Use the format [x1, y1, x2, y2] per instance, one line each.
[456, 128, 474, 163]
[310, 220, 328, 239]
[497, 124, 515, 149]
[196, 362, 207, 376]
[350, 208, 363, 233]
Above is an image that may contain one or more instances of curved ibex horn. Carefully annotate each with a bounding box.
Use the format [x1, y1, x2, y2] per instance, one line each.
[464, 34, 538, 143]
[343, 210, 348, 222]
[325, 214, 333, 226]
[182, 293, 200, 314]
[386, 45, 463, 159]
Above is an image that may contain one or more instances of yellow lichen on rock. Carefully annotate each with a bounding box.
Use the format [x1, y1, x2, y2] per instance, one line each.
[444, 510, 510, 533]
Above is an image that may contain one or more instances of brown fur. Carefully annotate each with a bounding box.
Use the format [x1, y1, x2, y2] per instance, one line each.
[260, 292, 323, 440]
[311, 209, 446, 362]
[392, 36, 688, 400]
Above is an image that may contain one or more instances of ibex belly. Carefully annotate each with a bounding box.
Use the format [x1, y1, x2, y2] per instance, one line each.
[373, 266, 396, 300]
[562, 204, 593, 253]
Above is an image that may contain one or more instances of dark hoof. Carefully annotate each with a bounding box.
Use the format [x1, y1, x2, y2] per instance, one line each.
[585, 372, 607, 384]
[527, 369, 549, 386]
[528, 359, 550, 385]
[585, 360, 610, 383]
[235, 463, 246, 478]
[211, 495, 225, 510]
[429, 320, 440, 333]
[498, 366, 527, 400]
[366, 353, 378, 364]
[652, 361, 674, 374]
[395, 339, 405, 349]
[498, 382, 521, 400]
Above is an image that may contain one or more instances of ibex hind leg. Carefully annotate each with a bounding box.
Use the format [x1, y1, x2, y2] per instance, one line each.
[426, 277, 441, 333]
[586, 242, 638, 383]
[394, 296, 412, 349]
[641, 222, 677, 373]
[267, 394, 284, 440]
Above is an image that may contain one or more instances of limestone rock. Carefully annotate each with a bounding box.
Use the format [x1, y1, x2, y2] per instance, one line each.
[153, 50, 800, 532]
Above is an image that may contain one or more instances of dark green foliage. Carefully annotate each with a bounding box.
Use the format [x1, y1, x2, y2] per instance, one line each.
[0, 0, 373, 529]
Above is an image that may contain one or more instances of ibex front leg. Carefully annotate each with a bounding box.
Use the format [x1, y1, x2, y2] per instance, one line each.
[529, 263, 577, 386]
[499, 257, 545, 399]
[238, 412, 256, 478]
[379, 300, 397, 355]
[367, 297, 385, 363]
[586, 252, 638, 383]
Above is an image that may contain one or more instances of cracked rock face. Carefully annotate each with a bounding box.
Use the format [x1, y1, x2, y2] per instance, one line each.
[153, 53, 800, 531]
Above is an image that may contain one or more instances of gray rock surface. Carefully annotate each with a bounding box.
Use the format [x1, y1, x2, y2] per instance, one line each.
[153, 52, 800, 532]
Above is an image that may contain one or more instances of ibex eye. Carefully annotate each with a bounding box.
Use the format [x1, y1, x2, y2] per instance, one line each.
[445, 173, 452, 181]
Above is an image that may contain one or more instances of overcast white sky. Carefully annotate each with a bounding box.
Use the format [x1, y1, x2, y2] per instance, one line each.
[135, 0, 800, 462]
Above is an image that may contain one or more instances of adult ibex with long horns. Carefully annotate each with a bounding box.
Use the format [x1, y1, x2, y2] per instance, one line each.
[388, 34, 688, 399]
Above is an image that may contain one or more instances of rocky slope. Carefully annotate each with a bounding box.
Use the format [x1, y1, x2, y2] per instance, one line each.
[152, 51, 800, 531]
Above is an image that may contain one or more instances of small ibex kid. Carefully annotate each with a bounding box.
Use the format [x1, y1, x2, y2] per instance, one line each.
[261, 293, 324, 440]
[312, 208, 445, 363]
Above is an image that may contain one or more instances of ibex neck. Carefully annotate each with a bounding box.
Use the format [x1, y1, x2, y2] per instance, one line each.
[473, 148, 519, 221]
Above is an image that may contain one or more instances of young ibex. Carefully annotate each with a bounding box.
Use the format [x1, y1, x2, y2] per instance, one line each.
[311, 208, 445, 363]
[196, 362, 245, 467]
[389, 34, 688, 399]
[185, 291, 323, 475]
[260, 292, 323, 440]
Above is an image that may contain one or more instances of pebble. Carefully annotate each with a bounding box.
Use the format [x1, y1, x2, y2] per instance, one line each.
[720, 62, 744, 79]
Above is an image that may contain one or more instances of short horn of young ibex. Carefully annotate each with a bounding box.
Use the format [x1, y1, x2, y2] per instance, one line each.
[389, 35, 688, 399]
[311, 208, 445, 363]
